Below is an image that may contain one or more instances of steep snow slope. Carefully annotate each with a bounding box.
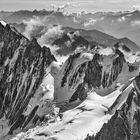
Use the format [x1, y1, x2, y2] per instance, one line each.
[11, 75, 140, 140]
[85, 75, 140, 140]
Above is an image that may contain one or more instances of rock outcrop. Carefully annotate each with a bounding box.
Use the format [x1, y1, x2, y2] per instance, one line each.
[0, 22, 55, 139]
[54, 45, 139, 103]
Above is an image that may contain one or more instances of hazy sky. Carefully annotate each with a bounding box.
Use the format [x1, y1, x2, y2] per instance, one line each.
[0, 0, 140, 12]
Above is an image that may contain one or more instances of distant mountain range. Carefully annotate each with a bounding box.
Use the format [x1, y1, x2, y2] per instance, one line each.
[0, 10, 53, 23]
[51, 27, 140, 55]
[6, 24, 140, 55]
[0, 9, 139, 46]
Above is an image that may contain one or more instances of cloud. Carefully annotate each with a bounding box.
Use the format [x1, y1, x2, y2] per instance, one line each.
[131, 20, 140, 27]
[51, 2, 77, 14]
[83, 18, 97, 27]
[73, 17, 80, 23]
[97, 47, 114, 56]
[37, 25, 69, 63]
[23, 15, 68, 63]
[106, 0, 130, 4]
[38, 25, 63, 45]
[23, 16, 44, 39]
[43, 44, 69, 64]
[132, 4, 140, 11]
[22, 12, 64, 40]
[51, 2, 70, 12]
[117, 16, 126, 22]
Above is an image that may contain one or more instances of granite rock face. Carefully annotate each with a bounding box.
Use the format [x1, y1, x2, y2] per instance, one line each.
[0, 23, 55, 139]
[54, 45, 139, 103]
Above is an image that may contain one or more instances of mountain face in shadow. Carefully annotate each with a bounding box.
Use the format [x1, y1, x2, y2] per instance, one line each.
[0, 22, 56, 139]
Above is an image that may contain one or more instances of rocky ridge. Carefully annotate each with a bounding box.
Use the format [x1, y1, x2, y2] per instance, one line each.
[0, 22, 56, 139]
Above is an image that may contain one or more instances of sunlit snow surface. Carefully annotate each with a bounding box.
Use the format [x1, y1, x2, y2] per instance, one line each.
[0, 20, 7, 26]
[11, 79, 134, 140]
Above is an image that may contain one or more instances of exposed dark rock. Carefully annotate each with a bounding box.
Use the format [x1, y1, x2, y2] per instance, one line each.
[114, 42, 131, 52]
[52, 32, 90, 55]
[59, 46, 127, 102]
[61, 53, 81, 87]
[0, 23, 55, 138]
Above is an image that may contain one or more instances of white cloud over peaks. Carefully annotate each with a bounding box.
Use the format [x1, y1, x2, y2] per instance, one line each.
[98, 47, 115, 56]
[84, 18, 97, 27]
[37, 26, 68, 63]
[117, 16, 126, 22]
[23, 15, 68, 63]
[51, 2, 70, 12]
[73, 17, 80, 23]
[133, 5, 140, 11]
[51, 2, 77, 13]
[131, 20, 140, 27]
[23, 16, 43, 39]
[38, 25, 63, 46]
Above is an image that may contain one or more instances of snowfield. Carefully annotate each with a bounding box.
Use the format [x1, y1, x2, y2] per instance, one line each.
[0, 20, 7, 27]
[11, 78, 134, 140]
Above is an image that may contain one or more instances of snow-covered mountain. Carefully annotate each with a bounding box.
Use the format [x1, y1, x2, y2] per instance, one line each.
[54, 43, 140, 103]
[11, 40, 140, 140]
[11, 75, 140, 140]
[1, 20, 140, 140]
